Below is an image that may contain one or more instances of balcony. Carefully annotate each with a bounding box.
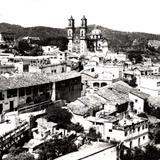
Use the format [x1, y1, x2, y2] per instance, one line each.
[18, 100, 53, 114]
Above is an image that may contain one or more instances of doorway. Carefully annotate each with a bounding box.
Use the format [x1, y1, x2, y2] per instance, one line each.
[10, 101, 14, 111]
[0, 104, 3, 114]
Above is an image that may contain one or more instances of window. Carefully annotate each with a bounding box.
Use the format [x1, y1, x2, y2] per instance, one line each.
[33, 86, 38, 95]
[101, 82, 107, 87]
[138, 127, 140, 132]
[39, 85, 44, 92]
[145, 124, 148, 128]
[7, 89, 17, 98]
[125, 131, 128, 136]
[135, 99, 138, 103]
[0, 92, 4, 100]
[157, 82, 160, 87]
[93, 82, 99, 88]
[85, 80, 88, 85]
[107, 137, 110, 140]
[62, 67, 65, 73]
[26, 87, 32, 95]
[109, 129, 112, 132]
[143, 136, 145, 140]
[142, 125, 144, 130]
[19, 88, 25, 97]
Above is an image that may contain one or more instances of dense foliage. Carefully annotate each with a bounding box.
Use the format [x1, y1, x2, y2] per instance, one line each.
[46, 106, 73, 129]
[122, 145, 160, 160]
[38, 137, 77, 160]
[87, 127, 101, 141]
[4, 152, 35, 160]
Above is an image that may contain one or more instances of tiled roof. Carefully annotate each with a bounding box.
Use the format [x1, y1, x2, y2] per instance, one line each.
[0, 71, 81, 91]
[0, 73, 51, 91]
[48, 71, 81, 82]
[109, 81, 132, 94]
[68, 94, 107, 116]
[130, 90, 149, 99]
[78, 94, 107, 108]
[96, 81, 131, 105]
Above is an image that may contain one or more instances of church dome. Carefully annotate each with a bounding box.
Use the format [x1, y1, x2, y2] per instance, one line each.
[91, 28, 102, 35]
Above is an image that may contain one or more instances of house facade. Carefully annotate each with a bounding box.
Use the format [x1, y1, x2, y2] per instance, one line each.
[129, 90, 149, 113]
[0, 71, 82, 117]
[138, 75, 160, 96]
[88, 113, 149, 149]
[0, 73, 52, 115]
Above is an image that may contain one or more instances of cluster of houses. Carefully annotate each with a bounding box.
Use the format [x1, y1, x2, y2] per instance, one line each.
[1, 17, 160, 159]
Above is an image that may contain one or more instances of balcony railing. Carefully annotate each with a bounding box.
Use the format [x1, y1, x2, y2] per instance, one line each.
[18, 100, 53, 114]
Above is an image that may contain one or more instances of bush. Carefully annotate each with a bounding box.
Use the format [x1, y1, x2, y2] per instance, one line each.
[87, 127, 101, 141]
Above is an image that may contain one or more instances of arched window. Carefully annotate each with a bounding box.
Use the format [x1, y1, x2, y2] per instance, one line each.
[81, 30, 84, 37]
[68, 30, 72, 37]
[101, 82, 107, 87]
[26, 97, 32, 104]
[93, 82, 99, 88]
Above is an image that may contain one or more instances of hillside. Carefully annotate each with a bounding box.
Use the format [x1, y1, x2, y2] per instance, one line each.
[1, 23, 160, 57]
[0, 23, 67, 39]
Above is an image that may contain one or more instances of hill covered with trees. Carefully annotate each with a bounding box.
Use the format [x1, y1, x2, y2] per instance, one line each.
[1, 22, 160, 60]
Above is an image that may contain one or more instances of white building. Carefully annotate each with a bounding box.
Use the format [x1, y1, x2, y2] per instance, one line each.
[129, 90, 149, 113]
[106, 51, 126, 62]
[42, 46, 67, 62]
[29, 62, 67, 75]
[87, 113, 149, 149]
[138, 75, 160, 96]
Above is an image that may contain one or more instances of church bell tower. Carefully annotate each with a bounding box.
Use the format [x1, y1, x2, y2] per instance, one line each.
[80, 16, 87, 54]
[67, 16, 75, 52]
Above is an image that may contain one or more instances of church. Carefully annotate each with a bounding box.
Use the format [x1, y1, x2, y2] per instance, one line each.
[67, 16, 108, 55]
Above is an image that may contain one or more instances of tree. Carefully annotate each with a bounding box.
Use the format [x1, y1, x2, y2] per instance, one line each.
[137, 113, 148, 119]
[121, 145, 160, 160]
[8, 146, 23, 157]
[5, 152, 35, 160]
[67, 122, 84, 133]
[46, 106, 72, 129]
[128, 51, 143, 64]
[16, 40, 31, 54]
[155, 130, 160, 144]
[30, 46, 43, 56]
[87, 127, 101, 141]
[144, 145, 160, 160]
[37, 140, 57, 160]
[38, 137, 77, 160]
[133, 147, 145, 160]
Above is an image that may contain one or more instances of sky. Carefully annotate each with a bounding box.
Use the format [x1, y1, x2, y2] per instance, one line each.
[0, 0, 160, 34]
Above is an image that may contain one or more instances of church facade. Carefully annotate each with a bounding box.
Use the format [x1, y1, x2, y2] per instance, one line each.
[67, 16, 108, 55]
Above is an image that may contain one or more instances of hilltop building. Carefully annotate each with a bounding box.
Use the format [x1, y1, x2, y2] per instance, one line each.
[67, 16, 108, 55]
